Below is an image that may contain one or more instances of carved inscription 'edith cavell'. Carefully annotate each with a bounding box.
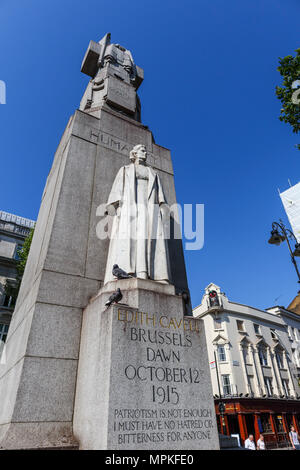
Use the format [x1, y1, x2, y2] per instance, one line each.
[109, 307, 215, 447]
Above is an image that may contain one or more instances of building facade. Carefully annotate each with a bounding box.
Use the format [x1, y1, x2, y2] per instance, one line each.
[193, 283, 300, 448]
[0, 211, 35, 344]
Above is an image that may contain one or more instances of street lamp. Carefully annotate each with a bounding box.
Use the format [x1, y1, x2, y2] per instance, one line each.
[268, 220, 300, 285]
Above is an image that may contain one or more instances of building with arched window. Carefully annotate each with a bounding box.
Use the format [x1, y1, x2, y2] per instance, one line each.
[0, 211, 35, 348]
[193, 283, 300, 449]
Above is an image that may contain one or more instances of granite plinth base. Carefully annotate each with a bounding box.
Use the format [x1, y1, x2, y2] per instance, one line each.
[73, 279, 219, 450]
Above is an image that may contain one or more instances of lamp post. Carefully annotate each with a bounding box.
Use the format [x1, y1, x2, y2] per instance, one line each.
[268, 219, 300, 286]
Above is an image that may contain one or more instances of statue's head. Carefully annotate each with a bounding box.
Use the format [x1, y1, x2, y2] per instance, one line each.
[129, 144, 147, 163]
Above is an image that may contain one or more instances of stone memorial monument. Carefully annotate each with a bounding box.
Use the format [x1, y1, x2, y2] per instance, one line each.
[0, 33, 219, 450]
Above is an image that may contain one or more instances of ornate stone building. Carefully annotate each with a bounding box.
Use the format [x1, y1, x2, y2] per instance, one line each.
[0, 211, 35, 342]
[193, 283, 300, 448]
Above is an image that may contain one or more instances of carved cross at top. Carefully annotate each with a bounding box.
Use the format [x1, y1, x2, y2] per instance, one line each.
[81, 33, 144, 90]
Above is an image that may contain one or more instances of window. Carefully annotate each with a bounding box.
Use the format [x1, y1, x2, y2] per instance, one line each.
[247, 375, 255, 395]
[292, 349, 300, 367]
[2, 294, 12, 308]
[275, 415, 284, 433]
[270, 329, 277, 340]
[287, 326, 293, 340]
[236, 320, 245, 332]
[242, 346, 250, 364]
[221, 374, 231, 395]
[209, 290, 219, 307]
[258, 346, 268, 366]
[0, 324, 9, 343]
[293, 328, 299, 341]
[217, 345, 226, 362]
[276, 351, 284, 369]
[213, 316, 222, 330]
[14, 244, 23, 260]
[260, 413, 272, 433]
[264, 377, 273, 397]
[254, 323, 261, 335]
[1, 279, 17, 309]
[282, 379, 290, 397]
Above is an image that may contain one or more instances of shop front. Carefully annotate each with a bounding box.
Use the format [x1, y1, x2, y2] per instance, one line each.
[215, 398, 300, 449]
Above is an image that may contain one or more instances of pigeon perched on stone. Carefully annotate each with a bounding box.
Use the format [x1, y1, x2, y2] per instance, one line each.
[105, 288, 123, 307]
[112, 264, 132, 279]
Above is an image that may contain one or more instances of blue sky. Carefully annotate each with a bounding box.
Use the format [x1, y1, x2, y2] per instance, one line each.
[0, 0, 300, 310]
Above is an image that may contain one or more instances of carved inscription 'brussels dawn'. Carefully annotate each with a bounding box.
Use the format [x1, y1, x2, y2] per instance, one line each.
[109, 307, 215, 447]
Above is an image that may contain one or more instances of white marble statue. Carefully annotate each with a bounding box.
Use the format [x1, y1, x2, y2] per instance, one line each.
[104, 144, 171, 284]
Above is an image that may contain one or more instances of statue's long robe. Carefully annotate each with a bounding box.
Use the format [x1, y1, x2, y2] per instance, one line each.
[104, 163, 170, 284]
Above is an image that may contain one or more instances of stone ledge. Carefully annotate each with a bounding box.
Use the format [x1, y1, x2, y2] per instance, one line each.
[91, 277, 176, 302]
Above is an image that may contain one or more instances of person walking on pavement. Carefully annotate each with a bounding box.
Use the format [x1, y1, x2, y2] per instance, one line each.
[289, 425, 300, 450]
[244, 434, 256, 450]
[257, 434, 265, 450]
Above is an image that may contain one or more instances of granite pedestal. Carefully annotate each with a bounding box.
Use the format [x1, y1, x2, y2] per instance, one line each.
[73, 279, 219, 450]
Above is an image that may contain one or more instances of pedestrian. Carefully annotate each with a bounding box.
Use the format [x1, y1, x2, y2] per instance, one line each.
[289, 425, 300, 450]
[244, 434, 256, 450]
[257, 434, 265, 450]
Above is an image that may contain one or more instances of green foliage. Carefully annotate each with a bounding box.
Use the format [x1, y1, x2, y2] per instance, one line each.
[16, 228, 34, 279]
[3, 228, 34, 306]
[275, 48, 300, 149]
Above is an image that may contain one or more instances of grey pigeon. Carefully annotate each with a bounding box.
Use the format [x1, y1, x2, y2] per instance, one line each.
[112, 264, 132, 279]
[105, 288, 123, 306]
